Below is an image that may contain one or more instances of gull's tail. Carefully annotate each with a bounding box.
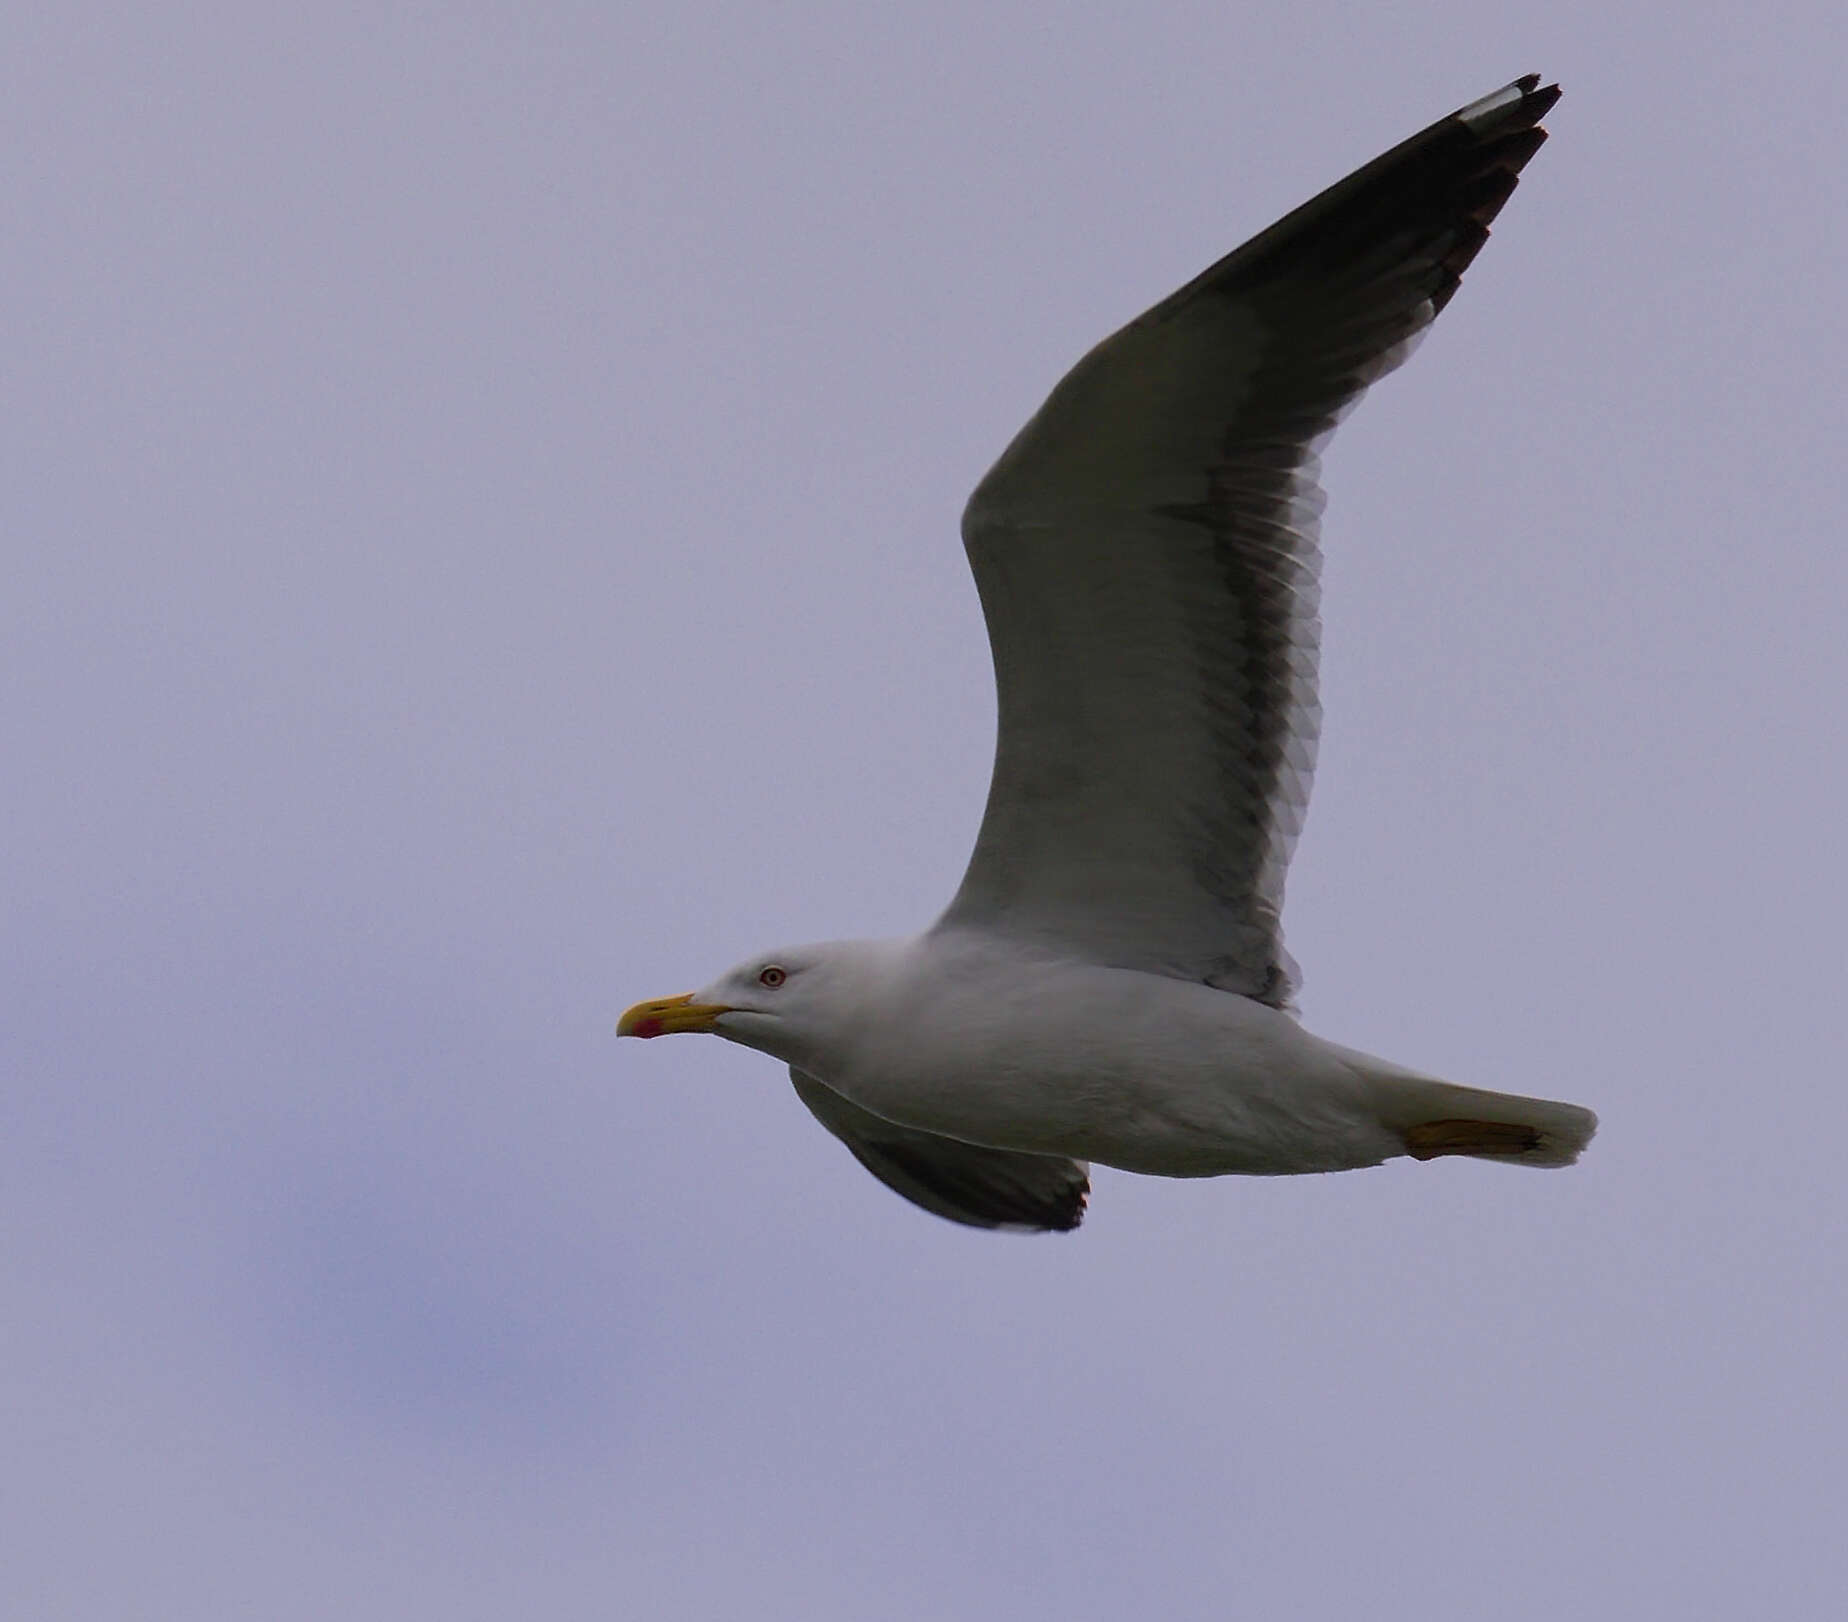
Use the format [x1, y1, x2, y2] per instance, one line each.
[1337, 1045, 1599, 1168]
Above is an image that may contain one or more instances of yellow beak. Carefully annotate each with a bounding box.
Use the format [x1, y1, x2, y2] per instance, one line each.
[617, 991, 733, 1039]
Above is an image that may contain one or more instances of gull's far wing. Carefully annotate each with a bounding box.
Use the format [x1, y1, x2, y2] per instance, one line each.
[789, 1070, 1089, 1232]
[938, 77, 1559, 1007]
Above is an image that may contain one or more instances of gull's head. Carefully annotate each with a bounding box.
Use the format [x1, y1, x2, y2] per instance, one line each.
[618, 940, 900, 1069]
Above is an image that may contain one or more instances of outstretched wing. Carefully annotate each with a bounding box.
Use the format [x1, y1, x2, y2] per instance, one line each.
[789, 1070, 1089, 1232]
[937, 77, 1559, 1008]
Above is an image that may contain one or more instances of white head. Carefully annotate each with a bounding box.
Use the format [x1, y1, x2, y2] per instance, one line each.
[617, 939, 902, 1073]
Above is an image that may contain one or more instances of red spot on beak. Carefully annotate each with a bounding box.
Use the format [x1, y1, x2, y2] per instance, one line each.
[630, 1017, 665, 1039]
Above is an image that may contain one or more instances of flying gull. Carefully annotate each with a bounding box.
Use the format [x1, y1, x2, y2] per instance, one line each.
[620, 76, 1597, 1231]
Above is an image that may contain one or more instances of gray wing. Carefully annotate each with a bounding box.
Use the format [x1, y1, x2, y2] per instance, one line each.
[789, 1070, 1089, 1232]
[937, 77, 1559, 1008]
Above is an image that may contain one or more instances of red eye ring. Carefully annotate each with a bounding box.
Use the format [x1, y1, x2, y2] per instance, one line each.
[758, 965, 787, 988]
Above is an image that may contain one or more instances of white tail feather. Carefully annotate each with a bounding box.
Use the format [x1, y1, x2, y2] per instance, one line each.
[1334, 1045, 1600, 1167]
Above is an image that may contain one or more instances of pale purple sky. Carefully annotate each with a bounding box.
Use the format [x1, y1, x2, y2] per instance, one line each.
[7, 4, 1846, 1617]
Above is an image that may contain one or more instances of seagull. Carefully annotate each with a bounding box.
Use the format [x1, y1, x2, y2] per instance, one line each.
[620, 76, 1596, 1232]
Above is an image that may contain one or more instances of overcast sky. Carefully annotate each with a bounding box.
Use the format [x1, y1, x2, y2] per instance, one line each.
[8, 3, 1846, 1618]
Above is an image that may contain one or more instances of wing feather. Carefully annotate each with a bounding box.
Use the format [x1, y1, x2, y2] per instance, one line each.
[789, 1070, 1089, 1232]
[938, 77, 1560, 1006]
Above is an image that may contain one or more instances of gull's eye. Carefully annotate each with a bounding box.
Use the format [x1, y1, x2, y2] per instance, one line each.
[757, 965, 787, 988]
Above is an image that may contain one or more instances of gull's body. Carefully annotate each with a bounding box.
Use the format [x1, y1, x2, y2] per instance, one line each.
[621, 76, 1597, 1231]
[720, 935, 1411, 1176]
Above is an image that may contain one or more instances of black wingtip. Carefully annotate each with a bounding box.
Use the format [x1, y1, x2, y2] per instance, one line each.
[877, 1141, 1090, 1232]
[1527, 80, 1564, 120]
[1458, 76, 1561, 133]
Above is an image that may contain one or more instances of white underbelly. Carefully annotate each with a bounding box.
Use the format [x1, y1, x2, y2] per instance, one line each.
[838, 959, 1402, 1177]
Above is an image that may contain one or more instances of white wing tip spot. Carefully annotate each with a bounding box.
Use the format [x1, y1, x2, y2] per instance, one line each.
[1457, 81, 1526, 131]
